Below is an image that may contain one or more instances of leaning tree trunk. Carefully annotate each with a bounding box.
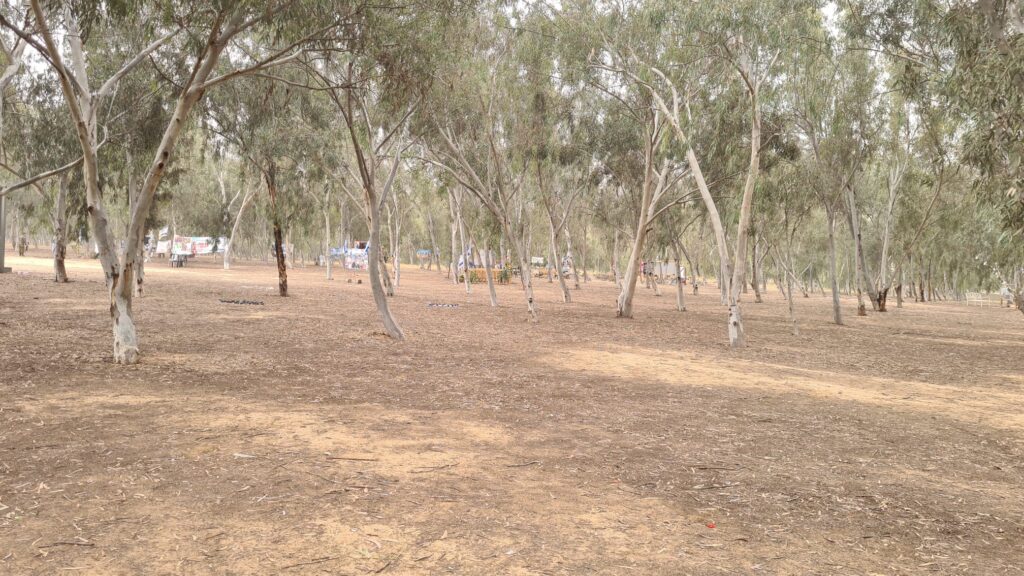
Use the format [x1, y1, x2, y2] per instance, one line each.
[380, 252, 395, 297]
[548, 216, 571, 303]
[618, 232, 645, 318]
[503, 220, 538, 321]
[52, 173, 70, 283]
[367, 193, 404, 339]
[133, 240, 145, 297]
[224, 186, 253, 270]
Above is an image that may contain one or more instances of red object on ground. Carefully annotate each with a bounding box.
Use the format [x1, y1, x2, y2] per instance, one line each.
[706, 522, 716, 529]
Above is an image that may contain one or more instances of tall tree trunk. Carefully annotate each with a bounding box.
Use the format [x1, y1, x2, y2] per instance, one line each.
[266, 164, 288, 297]
[671, 240, 686, 312]
[52, 174, 70, 282]
[566, 233, 581, 290]
[580, 223, 589, 283]
[224, 185, 253, 270]
[324, 202, 333, 280]
[844, 184, 877, 315]
[612, 230, 622, 289]
[751, 234, 763, 303]
[724, 78, 763, 349]
[827, 210, 843, 325]
[896, 263, 904, 309]
[785, 251, 799, 336]
[426, 210, 440, 273]
[456, 193, 470, 294]
[618, 231, 645, 318]
[448, 191, 459, 284]
[483, 240, 498, 307]
[380, 252, 395, 296]
[367, 193, 403, 339]
[547, 210, 571, 304]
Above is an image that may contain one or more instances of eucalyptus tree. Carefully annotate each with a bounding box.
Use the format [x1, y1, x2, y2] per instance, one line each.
[602, 0, 811, 345]
[786, 15, 885, 321]
[309, 0, 468, 339]
[0, 1, 352, 363]
[422, 8, 545, 321]
[849, 0, 1024, 238]
[207, 73, 324, 297]
[1, 69, 84, 281]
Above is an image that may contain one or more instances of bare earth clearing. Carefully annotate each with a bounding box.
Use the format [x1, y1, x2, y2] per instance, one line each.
[1, 251, 1022, 575]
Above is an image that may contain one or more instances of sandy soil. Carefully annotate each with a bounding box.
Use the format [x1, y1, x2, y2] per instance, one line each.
[1, 250, 1022, 575]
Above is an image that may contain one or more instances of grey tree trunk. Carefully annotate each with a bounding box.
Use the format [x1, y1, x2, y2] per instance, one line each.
[483, 241, 498, 307]
[618, 232, 645, 318]
[612, 230, 622, 289]
[51, 174, 70, 282]
[448, 191, 459, 284]
[671, 241, 686, 312]
[566, 233, 580, 290]
[827, 211, 843, 325]
[224, 186, 253, 270]
[324, 202, 333, 280]
[368, 196, 403, 339]
[751, 235, 763, 303]
[548, 215, 570, 303]
[455, 193, 470, 295]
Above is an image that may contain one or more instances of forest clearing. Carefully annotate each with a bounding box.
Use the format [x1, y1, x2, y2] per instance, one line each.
[2, 0, 1024, 574]
[2, 252, 1023, 574]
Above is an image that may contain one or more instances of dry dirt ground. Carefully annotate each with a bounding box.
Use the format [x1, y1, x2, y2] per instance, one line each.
[1, 250, 1023, 575]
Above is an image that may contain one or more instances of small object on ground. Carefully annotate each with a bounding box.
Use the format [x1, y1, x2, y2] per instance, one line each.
[219, 299, 264, 306]
[347, 278, 353, 284]
[427, 302, 459, 308]
[357, 279, 362, 284]
[706, 522, 716, 529]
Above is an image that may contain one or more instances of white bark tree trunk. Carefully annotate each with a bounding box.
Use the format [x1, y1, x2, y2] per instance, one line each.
[483, 240, 498, 307]
[52, 174, 70, 282]
[224, 185, 253, 270]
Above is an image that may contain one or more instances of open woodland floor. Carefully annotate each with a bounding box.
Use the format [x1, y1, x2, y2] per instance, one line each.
[1, 251, 1023, 575]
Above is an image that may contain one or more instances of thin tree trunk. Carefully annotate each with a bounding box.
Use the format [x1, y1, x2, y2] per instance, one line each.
[547, 209, 571, 303]
[52, 173, 70, 282]
[827, 211, 843, 325]
[751, 234, 763, 303]
[483, 240, 497, 307]
[224, 185, 253, 270]
[448, 190, 459, 284]
[426, 210, 440, 273]
[456, 192, 470, 294]
[266, 164, 288, 297]
[367, 193, 403, 339]
[324, 200, 333, 280]
[671, 240, 686, 312]
[612, 230, 622, 289]
[566, 232, 580, 290]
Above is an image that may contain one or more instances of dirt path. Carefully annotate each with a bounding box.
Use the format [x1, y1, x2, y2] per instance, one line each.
[2, 252, 1022, 574]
